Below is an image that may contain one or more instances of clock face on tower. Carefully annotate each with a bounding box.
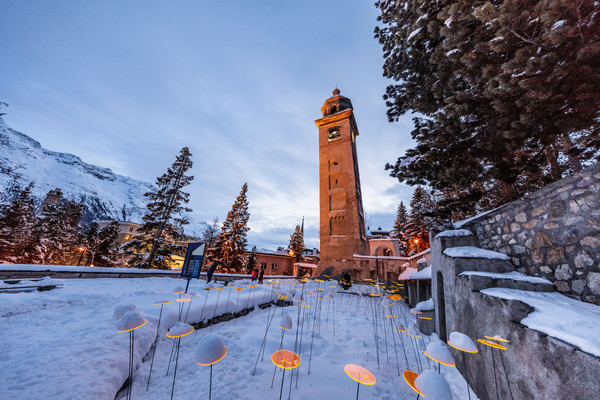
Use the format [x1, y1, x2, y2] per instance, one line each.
[328, 126, 341, 142]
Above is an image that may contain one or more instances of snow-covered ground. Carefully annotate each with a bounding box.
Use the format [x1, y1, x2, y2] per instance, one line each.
[0, 277, 475, 399]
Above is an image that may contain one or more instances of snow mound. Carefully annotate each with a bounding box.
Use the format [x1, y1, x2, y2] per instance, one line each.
[113, 304, 138, 321]
[416, 298, 434, 311]
[459, 270, 552, 284]
[415, 369, 453, 400]
[167, 322, 194, 337]
[425, 342, 455, 366]
[279, 313, 293, 330]
[443, 246, 510, 260]
[411, 266, 431, 280]
[195, 334, 227, 365]
[435, 229, 473, 238]
[448, 332, 477, 353]
[117, 311, 147, 332]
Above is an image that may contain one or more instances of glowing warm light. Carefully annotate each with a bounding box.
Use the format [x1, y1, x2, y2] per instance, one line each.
[307, 291, 315, 294]
[477, 339, 507, 350]
[410, 310, 422, 314]
[407, 331, 422, 338]
[314, 279, 325, 282]
[215, 288, 224, 291]
[249, 284, 256, 288]
[317, 288, 325, 291]
[176, 298, 191, 303]
[344, 364, 376, 385]
[235, 287, 243, 291]
[271, 350, 300, 369]
[447, 341, 479, 354]
[167, 325, 194, 338]
[186, 293, 199, 297]
[153, 300, 172, 305]
[173, 290, 185, 294]
[385, 314, 396, 318]
[78, 247, 85, 251]
[392, 295, 402, 301]
[117, 319, 148, 333]
[403, 370, 423, 396]
[424, 352, 456, 367]
[386, 295, 392, 299]
[484, 335, 510, 343]
[418, 316, 433, 320]
[197, 347, 227, 365]
[299, 304, 311, 308]
[414, 238, 419, 243]
[90, 264, 94, 267]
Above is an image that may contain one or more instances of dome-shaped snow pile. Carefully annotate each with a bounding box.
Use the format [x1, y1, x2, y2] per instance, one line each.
[293, 293, 305, 303]
[205, 283, 214, 290]
[113, 304, 138, 321]
[396, 322, 406, 332]
[117, 311, 147, 332]
[414, 369, 452, 400]
[416, 298, 434, 311]
[195, 334, 227, 365]
[167, 322, 194, 338]
[278, 312, 293, 330]
[407, 326, 422, 337]
[448, 331, 478, 353]
[425, 342, 455, 366]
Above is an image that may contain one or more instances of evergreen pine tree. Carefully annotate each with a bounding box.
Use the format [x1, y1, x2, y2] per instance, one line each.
[390, 201, 409, 257]
[123, 147, 194, 269]
[213, 183, 250, 272]
[406, 187, 433, 254]
[288, 225, 305, 263]
[27, 199, 83, 264]
[202, 217, 220, 248]
[376, 0, 600, 217]
[79, 221, 121, 266]
[0, 183, 36, 263]
[246, 245, 258, 272]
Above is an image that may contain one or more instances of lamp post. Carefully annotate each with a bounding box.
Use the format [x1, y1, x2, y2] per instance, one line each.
[77, 246, 95, 266]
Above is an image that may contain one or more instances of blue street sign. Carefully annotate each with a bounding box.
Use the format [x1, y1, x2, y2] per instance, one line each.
[181, 242, 206, 279]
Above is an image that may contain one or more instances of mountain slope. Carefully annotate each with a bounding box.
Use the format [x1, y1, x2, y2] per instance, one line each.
[0, 116, 155, 224]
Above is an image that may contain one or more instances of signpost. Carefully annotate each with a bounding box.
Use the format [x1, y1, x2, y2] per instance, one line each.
[181, 242, 206, 292]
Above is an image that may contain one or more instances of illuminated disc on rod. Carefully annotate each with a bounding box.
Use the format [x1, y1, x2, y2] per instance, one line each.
[235, 287, 243, 291]
[153, 300, 171, 305]
[477, 339, 507, 350]
[176, 298, 191, 303]
[271, 350, 300, 369]
[344, 364, 376, 385]
[403, 370, 423, 396]
[484, 335, 510, 343]
[167, 325, 194, 338]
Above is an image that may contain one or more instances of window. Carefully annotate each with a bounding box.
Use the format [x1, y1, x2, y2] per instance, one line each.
[272, 263, 277, 271]
[129, 227, 134, 232]
[328, 127, 341, 142]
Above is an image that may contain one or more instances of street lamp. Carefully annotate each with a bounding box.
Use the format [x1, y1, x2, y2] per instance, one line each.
[77, 246, 95, 267]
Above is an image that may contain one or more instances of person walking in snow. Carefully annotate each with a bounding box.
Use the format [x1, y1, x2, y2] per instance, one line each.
[258, 267, 265, 284]
[251, 268, 258, 282]
[206, 259, 220, 283]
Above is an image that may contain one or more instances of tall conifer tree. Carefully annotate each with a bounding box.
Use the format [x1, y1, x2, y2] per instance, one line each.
[376, 0, 600, 217]
[123, 147, 194, 269]
[288, 225, 305, 263]
[0, 183, 36, 263]
[391, 201, 410, 257]
[213, 183, 250, 272]
[406, 187, 433, 254]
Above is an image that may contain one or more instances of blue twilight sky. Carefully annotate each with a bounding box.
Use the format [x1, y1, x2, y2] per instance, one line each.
[0, 0, 416, 250]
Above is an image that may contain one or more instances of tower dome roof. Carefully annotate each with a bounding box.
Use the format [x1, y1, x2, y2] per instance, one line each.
[321, 88, 353, 117]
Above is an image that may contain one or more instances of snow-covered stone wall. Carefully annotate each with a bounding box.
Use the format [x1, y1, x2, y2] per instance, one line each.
[461, 163, 600, 305]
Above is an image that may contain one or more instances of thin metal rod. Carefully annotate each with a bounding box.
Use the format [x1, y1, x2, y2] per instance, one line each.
[146, 304, 164, 390]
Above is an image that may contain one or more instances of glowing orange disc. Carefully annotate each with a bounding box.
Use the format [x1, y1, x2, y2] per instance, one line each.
[484, 335, 510, 343]
[176, 298, 191, 303]
[153, 300, 171, 305]
[166, 325, 194, 338]
[418, 316, 433, 320]
[403, 370, 422, 395]
[344, 364, 376, 385]
[314, 279, 324, 282]
[392, 295, 402, 301]
[477, 339, 507, 350]
[271, 350, 300, 369]
[249, 284, 256, 288]
[215, 287, 224, 291]
[235, 287, 243, 291]
[385, 314, 396, 318]
[186, 293, 199, 297]
[117, 319, 148, 333]
[173, 290, 185, 294]
[317, 288, 325, 291]
[299, 304, 311, 307]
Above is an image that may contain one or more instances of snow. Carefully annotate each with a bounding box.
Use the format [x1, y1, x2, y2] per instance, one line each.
[195, 334, 227, 365]
[278, 312, 293, 330]
[448, 332, 478, 353]
[435, 229, 473, 238]
[167, 322, 194, 337]
[0, 276, 63, 290]
[117, 311, 148, 332]
[459, 271, 552, 285]
[1, 263, 179, 275]
[407, 27, 422, 41]
[481, 288, 600, 357]
[411, 266, 432, 280]
[443, 246, 510, 260]
[416, 298, 434, 311]
[113, 303, 138, 321]
[452, 208, 498, 228]
[415, 369, 453, 400]
[446, 49, 459, 56]
[552, 20, 566, 29]
[398, 267, 417, 280]
[425, 342, 455, 366]
[0, 276, 476, 399]
[444, 17, 452, 28]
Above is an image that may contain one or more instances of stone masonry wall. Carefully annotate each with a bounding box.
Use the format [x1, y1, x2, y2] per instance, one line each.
[462, 163, 600, 304]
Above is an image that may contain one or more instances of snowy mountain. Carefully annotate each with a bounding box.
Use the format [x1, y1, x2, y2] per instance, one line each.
[0, 116, 205, 233]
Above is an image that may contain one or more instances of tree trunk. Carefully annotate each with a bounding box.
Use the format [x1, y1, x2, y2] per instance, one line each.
[561, 134, 583, 173]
